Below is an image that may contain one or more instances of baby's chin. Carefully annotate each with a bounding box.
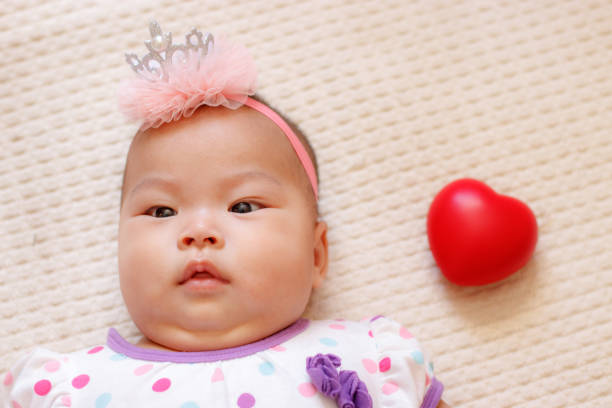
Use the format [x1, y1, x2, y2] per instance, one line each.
[135, 315, 302, 352]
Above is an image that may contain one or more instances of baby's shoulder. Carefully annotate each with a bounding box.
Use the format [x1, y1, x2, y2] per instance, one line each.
[1, 344, 104, 406]
[297, 316, 427, 362]
[304, 316, 418, 344]
[3, 342, 111, 381]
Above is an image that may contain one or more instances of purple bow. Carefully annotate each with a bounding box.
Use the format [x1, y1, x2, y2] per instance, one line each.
[306, 353, 373, 408]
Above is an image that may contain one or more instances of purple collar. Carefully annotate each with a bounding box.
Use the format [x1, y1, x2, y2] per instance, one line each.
[106, 319, 309, 363]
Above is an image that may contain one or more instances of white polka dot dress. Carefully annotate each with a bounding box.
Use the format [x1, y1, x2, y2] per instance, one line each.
[1, 317, 442, 407]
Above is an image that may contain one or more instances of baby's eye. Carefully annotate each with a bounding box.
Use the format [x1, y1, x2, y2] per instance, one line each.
[230, 202, 262, 214]
[147, 206, 177, 218]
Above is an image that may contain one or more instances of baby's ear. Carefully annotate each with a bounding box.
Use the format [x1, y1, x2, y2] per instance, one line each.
[312, 220, 328, 289]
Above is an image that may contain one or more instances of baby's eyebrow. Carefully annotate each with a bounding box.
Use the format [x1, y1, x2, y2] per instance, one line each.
[223, 170, 282, 188]
[129, 176, 178, 197]
[128, 171, 281, 198]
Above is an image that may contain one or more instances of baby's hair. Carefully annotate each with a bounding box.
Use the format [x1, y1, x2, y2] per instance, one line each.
[120, 96, 320, 216]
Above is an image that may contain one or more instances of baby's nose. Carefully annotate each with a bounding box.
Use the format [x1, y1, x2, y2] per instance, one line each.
[179, 224, 224, 249]
[182, 235, 218, 246]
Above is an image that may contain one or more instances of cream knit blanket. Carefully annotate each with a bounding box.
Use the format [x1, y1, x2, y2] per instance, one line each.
[1, 1, 611, 406]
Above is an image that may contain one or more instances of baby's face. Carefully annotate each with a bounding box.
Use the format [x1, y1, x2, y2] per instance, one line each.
[118, 106, 327, 351]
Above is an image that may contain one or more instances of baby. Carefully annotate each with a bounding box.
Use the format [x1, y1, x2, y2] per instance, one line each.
[1, 22, 449, 408]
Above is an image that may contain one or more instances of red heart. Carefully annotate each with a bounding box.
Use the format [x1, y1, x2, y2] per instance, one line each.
[427, 179, 538, 286]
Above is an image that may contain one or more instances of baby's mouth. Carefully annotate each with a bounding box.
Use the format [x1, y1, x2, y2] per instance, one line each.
[180, 260, 229, 287]
[191, 271, 215, 279]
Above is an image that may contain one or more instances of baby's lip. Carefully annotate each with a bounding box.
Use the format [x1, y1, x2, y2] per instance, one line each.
[179, 259, 229, 284]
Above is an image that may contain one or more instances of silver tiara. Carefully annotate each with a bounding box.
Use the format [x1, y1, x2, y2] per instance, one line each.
[125, 20, 214, 82]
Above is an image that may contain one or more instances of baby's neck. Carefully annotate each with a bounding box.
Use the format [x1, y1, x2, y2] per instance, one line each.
[136, 336, 172, 352]
[130, 318, 310, 354]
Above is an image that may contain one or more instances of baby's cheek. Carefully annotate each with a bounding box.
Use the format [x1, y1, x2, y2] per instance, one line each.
[121, 222, 168, 262]
[119, 229, 170, 294]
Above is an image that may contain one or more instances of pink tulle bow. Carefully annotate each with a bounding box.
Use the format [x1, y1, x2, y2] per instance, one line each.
[118, 36, 257, 130]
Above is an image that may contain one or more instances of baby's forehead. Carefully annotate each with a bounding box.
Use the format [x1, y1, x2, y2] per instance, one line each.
[125, 107, 305, 184]
[133, 109, 297, 165]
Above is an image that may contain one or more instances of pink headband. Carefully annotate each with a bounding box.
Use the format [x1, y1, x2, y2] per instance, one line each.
[118, 21, 318, 200]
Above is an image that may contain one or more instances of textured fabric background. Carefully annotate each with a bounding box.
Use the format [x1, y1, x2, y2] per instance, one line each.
[1, 1, 611, 407]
